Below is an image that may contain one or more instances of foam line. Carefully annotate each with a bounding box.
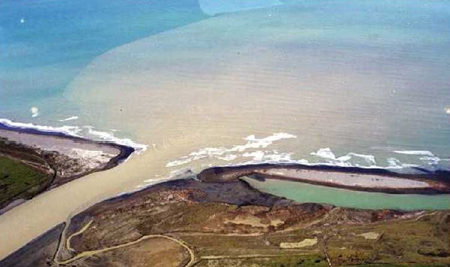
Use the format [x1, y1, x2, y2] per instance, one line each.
[394, 150, 435, 156]
[0, 118, 147, 152]
[59, 116, 79, 122]
[0, 118, 82, 136]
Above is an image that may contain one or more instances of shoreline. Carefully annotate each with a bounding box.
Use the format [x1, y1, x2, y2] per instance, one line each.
[0, 119, 449, 261]
[198, 163, 450, 195]
[2, 118, 449, 200]
[0, 122, 135, 213]
[2, 175, 449, 266]
[0, 120, 135, 159]
[2, 119, 449, 198]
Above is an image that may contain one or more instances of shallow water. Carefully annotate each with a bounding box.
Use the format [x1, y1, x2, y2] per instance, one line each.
[63, 0, 450, 171]
[244, 177, 450, 211]
[0, 0, 450, 259]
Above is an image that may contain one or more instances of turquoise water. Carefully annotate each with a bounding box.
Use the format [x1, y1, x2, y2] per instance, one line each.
[244, 177, 450, 210]
[1, 0, 450, 209]
[59, 0, 450, 169]
[2, 1, 450, 258]
[0, 0, 207, 119]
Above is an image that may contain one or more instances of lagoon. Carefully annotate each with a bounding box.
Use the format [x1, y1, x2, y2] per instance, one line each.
[0, 0, 450, 260]
[244, 177, 450, 211]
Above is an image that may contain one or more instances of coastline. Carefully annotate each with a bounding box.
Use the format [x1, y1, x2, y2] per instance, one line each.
[198, 164, 450, 195]
[2, 175, 449, 267]
[1, 118, 449, 207]
[0, 120, 135, 158]
[4, 118, 449, 198]
[0, 122, 135, 213]
[1, 0, 449, 264]
[0, 120, 449, 261]
[1, 119, 448, 213]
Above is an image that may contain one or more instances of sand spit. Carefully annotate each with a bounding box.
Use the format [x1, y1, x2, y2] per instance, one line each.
[3, 177, 449, 267]
[198, 164, 450, 194]
[0, 127, 134, 213]
[0, 128, 133, 171]
[1, 0, 450, 260]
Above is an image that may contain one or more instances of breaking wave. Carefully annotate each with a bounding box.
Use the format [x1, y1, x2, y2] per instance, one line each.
[0, 118, 147, 153]
[165, 134, 449, 174]
[394, 150, 435, 156]
[166, 133, 297, 167]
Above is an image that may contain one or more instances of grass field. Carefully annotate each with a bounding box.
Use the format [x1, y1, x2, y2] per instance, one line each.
[0, 156, 52, 207]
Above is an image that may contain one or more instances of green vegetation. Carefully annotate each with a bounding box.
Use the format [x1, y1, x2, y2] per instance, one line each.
[257, 255, 328, 267]
[324, 214, 450, 266]
[195, 255, 329, 267]
[0, 156, 52, 207]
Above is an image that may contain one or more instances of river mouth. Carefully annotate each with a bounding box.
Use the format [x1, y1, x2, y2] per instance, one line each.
[243, 177, 450, 211]
[1, 0, 450, 261]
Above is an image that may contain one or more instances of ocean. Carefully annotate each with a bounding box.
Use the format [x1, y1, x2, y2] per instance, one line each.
[2, 0, 450, 199]
[2, 0, 449, 172]
[1, 0, 450, 257]
[0, 0, 207, 120]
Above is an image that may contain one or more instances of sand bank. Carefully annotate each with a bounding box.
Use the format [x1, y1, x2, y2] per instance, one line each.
[0, 126, 134, 213]
[199, 164, 450, 194]
[1, 0, 450, 260]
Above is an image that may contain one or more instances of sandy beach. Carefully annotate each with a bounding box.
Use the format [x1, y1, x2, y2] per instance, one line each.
[0, 126, 133, 214]
[199, 164, 450, 194]
[1, 126, 449, 260]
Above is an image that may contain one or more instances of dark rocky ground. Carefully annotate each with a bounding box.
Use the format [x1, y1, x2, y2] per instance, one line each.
[2, 178, 449, 267]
